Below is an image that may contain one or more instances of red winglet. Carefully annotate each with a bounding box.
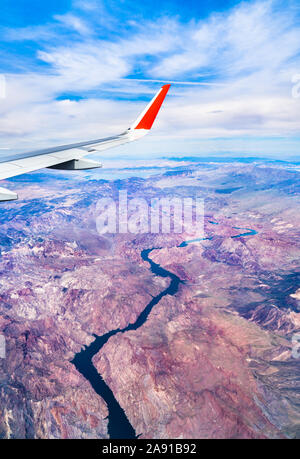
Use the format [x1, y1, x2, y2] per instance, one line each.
[134, 84, 171, 130]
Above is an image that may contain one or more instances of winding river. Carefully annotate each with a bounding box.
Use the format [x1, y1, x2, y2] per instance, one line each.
[71, 222, 258, 439]
[71, 248, 182, 438]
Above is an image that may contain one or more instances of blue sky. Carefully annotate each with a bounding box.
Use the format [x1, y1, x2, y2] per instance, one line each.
[0, 0, 299, 159]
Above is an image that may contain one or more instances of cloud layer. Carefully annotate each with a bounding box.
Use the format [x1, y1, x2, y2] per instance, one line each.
[0, 0, 299, 158]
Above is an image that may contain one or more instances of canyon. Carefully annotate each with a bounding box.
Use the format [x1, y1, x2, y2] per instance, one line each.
[0, 159, 299, 438]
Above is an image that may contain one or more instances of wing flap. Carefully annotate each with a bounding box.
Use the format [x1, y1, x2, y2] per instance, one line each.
[0, 149, 87, 180]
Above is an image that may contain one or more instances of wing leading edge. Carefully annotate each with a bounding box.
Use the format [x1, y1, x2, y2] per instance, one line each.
[0, 84, 171, 200]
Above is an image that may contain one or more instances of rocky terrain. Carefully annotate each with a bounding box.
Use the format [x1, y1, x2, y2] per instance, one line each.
[0, 158, 299, 438]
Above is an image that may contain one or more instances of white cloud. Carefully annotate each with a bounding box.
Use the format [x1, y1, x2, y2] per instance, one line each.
[37, 44, 130, 90]
[151, 1, 300, 80]
[0, 0, 299, 158]
[54, 13, 92, 36]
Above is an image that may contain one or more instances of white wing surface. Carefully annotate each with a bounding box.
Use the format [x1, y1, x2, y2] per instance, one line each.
[0, 84, 171, 200]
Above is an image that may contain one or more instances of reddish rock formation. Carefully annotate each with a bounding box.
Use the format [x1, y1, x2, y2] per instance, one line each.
[0, 161, 299, 438]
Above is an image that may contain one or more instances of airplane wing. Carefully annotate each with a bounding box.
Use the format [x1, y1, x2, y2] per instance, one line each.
[0, 84, 171, 201]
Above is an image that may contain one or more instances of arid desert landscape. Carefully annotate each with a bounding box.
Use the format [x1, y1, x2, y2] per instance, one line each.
[0, 157, 299, 439]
